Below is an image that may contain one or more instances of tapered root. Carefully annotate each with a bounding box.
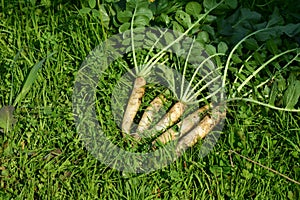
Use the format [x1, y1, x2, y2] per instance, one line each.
[137, 94, 166, 133]
[121, 77, 146, 135]
[154, 104, 211, 144]
[175, 106, 226, 155]
[152, 101, 186, 133]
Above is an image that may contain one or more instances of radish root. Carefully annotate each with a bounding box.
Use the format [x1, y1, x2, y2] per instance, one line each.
[154, 104, 211, 144]
[175, 106, 226, 155]
[137, 94, 166, 133]
[152, 101, 186, 133]
[122, 76, 146, 134]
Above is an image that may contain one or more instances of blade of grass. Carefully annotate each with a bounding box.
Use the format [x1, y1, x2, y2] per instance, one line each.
[13, 52, 56, 107]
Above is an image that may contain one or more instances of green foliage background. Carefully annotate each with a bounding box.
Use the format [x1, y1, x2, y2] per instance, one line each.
[0, 0, 299, 199]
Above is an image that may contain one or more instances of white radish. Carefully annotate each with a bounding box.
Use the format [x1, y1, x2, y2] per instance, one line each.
[175, 106, 226, 155]
[121, 77, 146, 134]
[154, 104, 211, 144]
[152, 101, 186, 133]
[137, 94, 166, 133]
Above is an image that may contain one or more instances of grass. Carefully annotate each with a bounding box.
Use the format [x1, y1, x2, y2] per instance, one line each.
[0, 1, 299, 199]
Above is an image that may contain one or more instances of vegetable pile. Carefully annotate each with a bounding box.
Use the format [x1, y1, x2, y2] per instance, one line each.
[78, 0, 300, 156]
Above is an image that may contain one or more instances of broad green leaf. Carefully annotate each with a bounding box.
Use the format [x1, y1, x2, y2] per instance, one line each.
[288, 191, 294, 200]
[125, 46, 132, 54]
[79, 7, 91, 15]
[127, 0, 148, 10]
[239, 8, 262, 24]
[0, 106, 17, 133]
[134, 33, 145, 41]
[117, 10, 132, 23]
[119, 22, 130, 33]
[256, 23, 300, 41]
[158, 13, 170, 24]
[175, 10, 192, 29]
[136, 7, 153, 21]
[225, 0, 238, 9]
[290, 66, 300, 73]
[196, 31, 210, 44]
[203, 0, 217, 11]
[164, 32, 175, 46]
[283, 80, 300, 109]
[205, 44, 216, 55]
[134, 15, 150, 26]
[190, 25, 201, 35]
[267, 7, 284, 27]
[255, 30, 277, 42]
[89, 0, 96, 9]
[133, 26, 145, 33]
[217, 41, 228, 54]
[129, 7, 152, 27]
[244, 38, 259, 50]
[13, 52, 55, 107]
[144, 39, 154, 47]
[185, 2, 202, 18]
[146, 31, 159, 42]
[202, 25, 215, 37]
[172, 21, 184, 33]
[133, 41, 143, 49]
[282, 23, 300, 37]
[218, 8, 263, 43]
[122, 38, 131, 46]
[91, 9, 100, 18]
[204, 15, 217, 23]
[205, 0, 237, 15]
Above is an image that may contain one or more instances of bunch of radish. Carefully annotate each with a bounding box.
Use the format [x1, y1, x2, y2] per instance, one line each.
[118, 1, 227, 155]
[119, 0, 300, 156]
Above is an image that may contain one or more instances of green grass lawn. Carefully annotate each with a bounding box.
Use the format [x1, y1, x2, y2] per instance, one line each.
[0, 1, 299, 199]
